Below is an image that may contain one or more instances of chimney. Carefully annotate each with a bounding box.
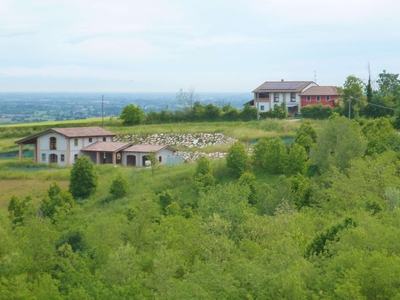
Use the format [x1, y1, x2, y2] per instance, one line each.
[281, 79, 284, 82]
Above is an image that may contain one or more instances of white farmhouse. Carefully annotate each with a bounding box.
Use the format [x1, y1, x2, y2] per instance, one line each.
[16, 127, 177, 167]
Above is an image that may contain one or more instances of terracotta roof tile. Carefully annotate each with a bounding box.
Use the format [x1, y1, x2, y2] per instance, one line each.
[82, 142, 132, 152]
[123, 144, 175, 153]
[300, 86, 340, 96]
[52, 127, 115, 138]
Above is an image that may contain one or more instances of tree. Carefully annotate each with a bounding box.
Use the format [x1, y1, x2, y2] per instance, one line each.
[158, 190, 174, 214]
[361, 117, 400, 155]
[238, 172, 257, 205]
[193, 156, 215, 193]
[119, 104, 146, 125]
[377, 70, 400, 96]
[147, 151, 159, 176]
[176, 87, 199, 111]
[226, 142, 248, 178]
[310, 114, 367, 172]
[294, 121, 317, 153]
[287, 143, 308, 176]
[240, 105, 257, 121]
[69, 155, 98, 199]
[339, 75, 365, 118]
[41, 182, 74, 219]
[263, 138, 288, 174]
[8, 195, 33, 226]
[109, 172, 129, 198]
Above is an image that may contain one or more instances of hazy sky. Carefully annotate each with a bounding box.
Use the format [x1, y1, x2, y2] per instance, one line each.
[0, 0, 399, 92]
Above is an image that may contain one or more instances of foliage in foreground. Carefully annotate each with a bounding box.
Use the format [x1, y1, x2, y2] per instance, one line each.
[2, 116, 400, 298]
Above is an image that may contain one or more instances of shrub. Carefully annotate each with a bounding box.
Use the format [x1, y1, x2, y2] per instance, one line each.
[301, 104, 333, 119]
[69, 155, 98, 199]
[109, 172, 129, 198]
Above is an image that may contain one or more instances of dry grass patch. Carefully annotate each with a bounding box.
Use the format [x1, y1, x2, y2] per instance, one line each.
[0, 179, 69, 210]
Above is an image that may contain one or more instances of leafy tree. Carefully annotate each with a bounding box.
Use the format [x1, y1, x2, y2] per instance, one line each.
[147, 151, 159, 176]
[287, 143, 308, 176]
[158, 190, 174, 214]
[338, 75, 365, 118]
[377, 70, 400, 96]
[252, 139, 268, 168]
[222, 105, 240, 121]
[240, 105, 257, 121]
[109, 172, 128, 198]
[289, 174, 312, 210]
[41, 182, 74, 220]
[363, 93, 395, 118]
[69, 155, 98, 199]
[166, 202, 181, 216]
[263, 138, 288, 174]
[202, 104, 221, 121]
[305, 217, 356, 258]
[119, 104, 146, 125]
[361, 117, 400, 155]
[310, 114, 367, 172]
[193, 156, 215, 193]
[226, 141, 248, 178]
[8, 195, 33, 226]
[294, 121, 317, 153]
[238, 172, 257, 205]
[263, 103, 287, 119]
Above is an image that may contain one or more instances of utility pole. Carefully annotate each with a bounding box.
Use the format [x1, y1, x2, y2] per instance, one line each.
[102, 95, 104, 127]
[348, 97, 352, 119]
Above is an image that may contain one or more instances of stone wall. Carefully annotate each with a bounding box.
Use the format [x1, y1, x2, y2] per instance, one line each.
[114, 133, 237, 162]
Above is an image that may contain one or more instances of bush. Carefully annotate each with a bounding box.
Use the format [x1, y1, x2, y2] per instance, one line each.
[69, 155, 98, 199]
[109, 172, 129, 198]
[226, 142, 248, 178]
[301, 105, 333, 119]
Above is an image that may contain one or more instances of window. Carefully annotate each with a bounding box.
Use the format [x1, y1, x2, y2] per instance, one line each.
[42, 153, 46, 161]
[50, 137, 57, 150]
[259, 93, 269, 98]
[103, 137, 106, 141]
[306, 96, 311, 102]
[326, 96, 330, 101]
[316, 96, 321, 102]
[49, 154, 57, 163]
[117, 153, 121, 160]
[290, 92, 296, 102]
[158, 156, 162, 162]
[89, 138, 92, 143]
[274, 93, 279, 102]
[260, 105, 265, 111]
[61, 154, 65, 162]
[74, 139, 78, 146]
[74, 154, 78, 160]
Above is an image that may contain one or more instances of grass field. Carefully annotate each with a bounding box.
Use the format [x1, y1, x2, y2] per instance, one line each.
[0, 118, 304, 152]
[0, 118, 308, 211]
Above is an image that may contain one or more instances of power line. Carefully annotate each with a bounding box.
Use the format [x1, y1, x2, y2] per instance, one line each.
[349, 96, 396, 111]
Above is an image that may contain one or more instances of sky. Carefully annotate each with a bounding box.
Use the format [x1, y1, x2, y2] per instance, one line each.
[0, 0, 399, 93]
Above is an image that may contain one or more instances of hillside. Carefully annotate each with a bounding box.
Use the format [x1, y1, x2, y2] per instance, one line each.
[1, 116, 400, 299]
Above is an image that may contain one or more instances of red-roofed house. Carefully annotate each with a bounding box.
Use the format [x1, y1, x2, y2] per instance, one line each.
[300, 86, 340, 108]
[16, 127, 177, 167]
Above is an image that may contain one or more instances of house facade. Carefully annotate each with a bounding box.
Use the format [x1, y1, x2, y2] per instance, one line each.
[251, 80, 317, 114]
[16, 127, 177, 167]
[300, 86, 340, 108]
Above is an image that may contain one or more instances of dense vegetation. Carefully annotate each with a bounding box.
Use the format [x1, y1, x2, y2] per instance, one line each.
[1, 115, 400, 298]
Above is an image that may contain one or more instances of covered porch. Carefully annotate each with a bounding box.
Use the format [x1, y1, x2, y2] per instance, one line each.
[81, 142, 132, 165]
